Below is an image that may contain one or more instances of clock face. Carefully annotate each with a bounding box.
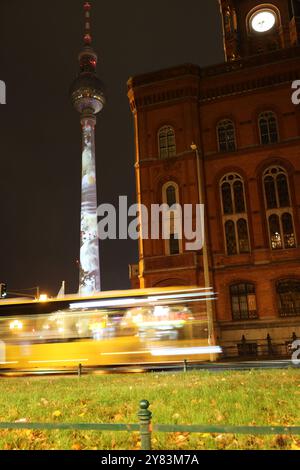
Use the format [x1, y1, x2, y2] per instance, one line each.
[251, 10, 276, 33]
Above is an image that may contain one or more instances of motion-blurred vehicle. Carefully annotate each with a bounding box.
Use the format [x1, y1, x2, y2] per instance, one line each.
[0, 287, 220, 370]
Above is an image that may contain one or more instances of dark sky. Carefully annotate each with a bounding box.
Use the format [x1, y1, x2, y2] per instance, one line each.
[0, 0, 223, 296]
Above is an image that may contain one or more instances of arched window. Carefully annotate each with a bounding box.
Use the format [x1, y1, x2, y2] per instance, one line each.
[277, 280, 300, 317]
[158, 126, 176, 159]
[230, 283, 258, 320]
[259, 111, 279, 145]
[217, 119, 236, 152]
[166, 185, 176, 207]
[220, 174, 250, 255]
[263, 166, 296, 250]
[162, 182, 181, 256]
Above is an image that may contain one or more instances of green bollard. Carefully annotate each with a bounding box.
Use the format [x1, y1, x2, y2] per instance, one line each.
[138, 400, 152, 451]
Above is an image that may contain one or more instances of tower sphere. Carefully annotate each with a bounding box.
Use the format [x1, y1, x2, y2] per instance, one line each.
[70, 69, 105, 115]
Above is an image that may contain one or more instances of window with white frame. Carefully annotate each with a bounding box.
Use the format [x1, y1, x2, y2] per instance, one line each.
[263, 166, 296, 250]
[277, 280, 300, 317]
[230, 283, 258, 320]
[217, 119, 237, 152]
[158, 126, 176, 159]
[220, 174, 250, 255]
[258, 111, 279, 145]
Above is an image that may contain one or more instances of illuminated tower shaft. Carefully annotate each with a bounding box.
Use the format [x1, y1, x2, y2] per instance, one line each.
[70, 2, 105, 294]
[80, 112, 100, 292]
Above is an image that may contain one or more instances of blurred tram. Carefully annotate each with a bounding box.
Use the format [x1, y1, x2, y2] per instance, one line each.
[0, 287, 220, 370]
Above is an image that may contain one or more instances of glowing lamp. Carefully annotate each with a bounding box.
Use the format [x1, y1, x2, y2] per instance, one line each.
[39, 294, 49, 302]
[10, 320, 23, 330]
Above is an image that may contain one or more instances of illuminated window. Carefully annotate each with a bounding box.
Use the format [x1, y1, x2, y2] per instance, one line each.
[220, 174, 250, 255]
[282, 213, 296, 249]
[230, 283, 258, 320]
[269, 214, 283, 250]
[263, 166, 296, 250]
[158, 126, 176, 159]
[217, 119, 236, 152]
[259, 111, 279, 145]
[277, 280, 300, 317]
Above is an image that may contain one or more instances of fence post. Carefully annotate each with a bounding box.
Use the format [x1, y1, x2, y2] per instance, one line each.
[138, 400, 152, 451]
[78, 363, 82, 378]
[184, 359, 188, 373]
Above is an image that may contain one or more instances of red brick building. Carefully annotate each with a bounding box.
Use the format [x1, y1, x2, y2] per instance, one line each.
[127, 0, 300, 358]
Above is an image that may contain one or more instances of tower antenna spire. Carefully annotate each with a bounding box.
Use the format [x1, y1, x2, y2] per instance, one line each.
[83, 2, 92, 46]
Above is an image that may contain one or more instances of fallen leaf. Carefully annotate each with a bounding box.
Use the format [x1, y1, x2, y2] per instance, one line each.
[72, 443, 82, 451]
[114, 414, 123, 421]
[216, 413, 224, 422]
[52, 410, 62, 418]
[291, 443, 300, 451]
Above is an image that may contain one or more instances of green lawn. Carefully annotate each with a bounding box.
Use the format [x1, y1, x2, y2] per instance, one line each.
[0, 369, 299, 450]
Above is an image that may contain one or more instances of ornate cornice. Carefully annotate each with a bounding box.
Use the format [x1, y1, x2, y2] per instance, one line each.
[128, 46, 300, 109]
[200, 68, 300, 102]
[127, 63, 201, 89]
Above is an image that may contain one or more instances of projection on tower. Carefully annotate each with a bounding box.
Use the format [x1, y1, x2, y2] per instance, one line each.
[70, 1, 105, 294]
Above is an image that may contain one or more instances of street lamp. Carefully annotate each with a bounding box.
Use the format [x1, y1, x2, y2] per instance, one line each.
[191, 143, 216, 360]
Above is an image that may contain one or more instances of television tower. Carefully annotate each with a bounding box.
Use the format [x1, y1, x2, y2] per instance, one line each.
[70, 1, 105, 294]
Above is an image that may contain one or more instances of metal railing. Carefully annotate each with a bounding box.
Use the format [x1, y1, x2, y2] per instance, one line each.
[0, 400, 300, 450]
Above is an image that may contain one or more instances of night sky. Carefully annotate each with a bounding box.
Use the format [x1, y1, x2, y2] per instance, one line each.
[0, 0, 223, 296]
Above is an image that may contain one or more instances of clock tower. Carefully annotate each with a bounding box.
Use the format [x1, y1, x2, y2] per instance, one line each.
[220, 0, 300, 60]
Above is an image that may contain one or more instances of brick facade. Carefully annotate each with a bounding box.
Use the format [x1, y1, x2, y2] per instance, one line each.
[127, 0, 300, 358]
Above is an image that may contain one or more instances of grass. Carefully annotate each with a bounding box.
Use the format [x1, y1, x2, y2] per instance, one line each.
[0, 369, 299, 450]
